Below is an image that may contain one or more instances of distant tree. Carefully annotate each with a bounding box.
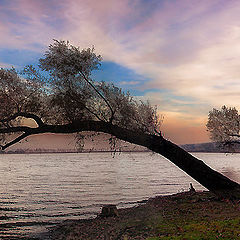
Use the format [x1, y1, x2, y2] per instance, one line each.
[1, 40, 240, 199]
[207, 106, 240, 147]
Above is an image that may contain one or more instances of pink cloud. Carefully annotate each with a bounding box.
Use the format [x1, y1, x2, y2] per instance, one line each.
[0, 0, 64, 49]
[2, 0, 240, 143]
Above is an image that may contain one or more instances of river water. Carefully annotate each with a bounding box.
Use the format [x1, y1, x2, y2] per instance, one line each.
[0, 152, 240, 239]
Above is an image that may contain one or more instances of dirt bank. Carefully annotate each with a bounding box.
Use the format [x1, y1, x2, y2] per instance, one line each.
[41, 191, 240, 240]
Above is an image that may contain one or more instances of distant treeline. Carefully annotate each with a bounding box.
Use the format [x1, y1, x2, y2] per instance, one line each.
[2, 142, 238, 154]
[0, 148, 150, 154]
[181, 142, 240, 153]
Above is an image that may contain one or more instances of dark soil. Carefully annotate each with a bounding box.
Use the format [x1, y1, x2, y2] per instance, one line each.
[41, 191, 240, 240]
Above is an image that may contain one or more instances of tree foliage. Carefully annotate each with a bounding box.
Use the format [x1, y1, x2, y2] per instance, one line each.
[207, 106, 240, 146]
[0, 40, 161, 150]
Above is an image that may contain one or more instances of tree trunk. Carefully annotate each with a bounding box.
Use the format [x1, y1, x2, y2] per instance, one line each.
[103, 123, 240, 199]
[149, 136, 240, 199]
[41, 121, 240, 199]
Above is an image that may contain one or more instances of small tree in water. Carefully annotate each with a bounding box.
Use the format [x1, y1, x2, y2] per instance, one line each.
[1, 40, 240, 199]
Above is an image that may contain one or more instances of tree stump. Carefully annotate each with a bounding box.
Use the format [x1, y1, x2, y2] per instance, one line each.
[100, 204, 119, 217]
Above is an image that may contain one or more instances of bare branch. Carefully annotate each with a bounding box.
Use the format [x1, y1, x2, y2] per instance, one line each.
[82, 105, 104, 121]
[0, 112, 44, 127]
[0, 120, 162, 151]
[2, 91, 21, 112]
[0, 126, 33, 134]
[229, 134, 240, 138]
[1, 132, 30, 150]
[79, 71, 115, 122]
[67, 91, 104, 122]
[223, 140, 240, 146]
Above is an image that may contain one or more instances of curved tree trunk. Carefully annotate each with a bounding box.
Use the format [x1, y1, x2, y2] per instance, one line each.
[149, 137, 240, 199]
[103, 122, 240, 199]
[2, 120, 240, 199]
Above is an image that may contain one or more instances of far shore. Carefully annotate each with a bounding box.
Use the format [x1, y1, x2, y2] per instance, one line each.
[2, 141, 238, 154]
[0, 149, 151, 154]
[1, 148, 238, 154]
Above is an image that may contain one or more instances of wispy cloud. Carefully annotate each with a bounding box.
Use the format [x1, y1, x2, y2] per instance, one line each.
[119, 81, 140, 86]
[0, 0, 64, 50]
[1, 0, 240, 143]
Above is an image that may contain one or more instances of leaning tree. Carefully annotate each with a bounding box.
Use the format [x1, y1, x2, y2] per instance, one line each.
[1, 40, 240, 199]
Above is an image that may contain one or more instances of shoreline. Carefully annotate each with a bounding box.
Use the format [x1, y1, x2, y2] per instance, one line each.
[38, 191, 240, 239]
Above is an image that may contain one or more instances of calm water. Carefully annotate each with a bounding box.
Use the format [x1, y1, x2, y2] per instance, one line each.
[0, 152, 240, 239]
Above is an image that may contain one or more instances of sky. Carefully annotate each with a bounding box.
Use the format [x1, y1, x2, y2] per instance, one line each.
[1, 0, 240, 144]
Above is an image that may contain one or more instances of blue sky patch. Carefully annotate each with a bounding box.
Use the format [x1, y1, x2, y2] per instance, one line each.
[0, 48, 41, 68]
[92, 61, 150, 95]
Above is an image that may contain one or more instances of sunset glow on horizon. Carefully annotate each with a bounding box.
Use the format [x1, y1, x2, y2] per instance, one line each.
[1, 0, 240, 144]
